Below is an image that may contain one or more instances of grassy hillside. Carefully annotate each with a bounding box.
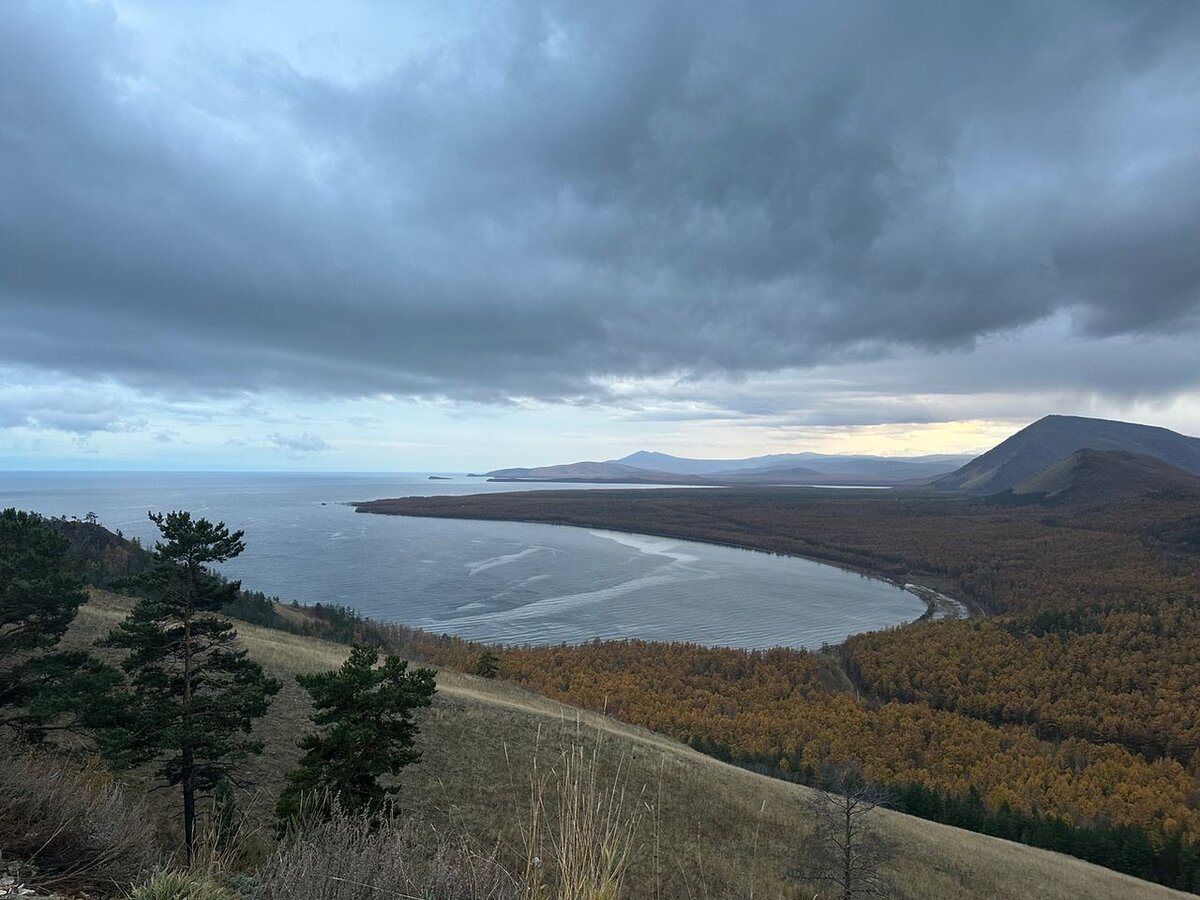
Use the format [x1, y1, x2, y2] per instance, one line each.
[68, 591, 1191, 899]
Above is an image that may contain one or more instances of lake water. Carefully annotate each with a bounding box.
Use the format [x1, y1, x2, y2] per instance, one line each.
[2, 472, 925, 650]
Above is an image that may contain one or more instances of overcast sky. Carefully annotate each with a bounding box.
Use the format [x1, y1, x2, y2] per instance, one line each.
[2, 0, 1198, 470]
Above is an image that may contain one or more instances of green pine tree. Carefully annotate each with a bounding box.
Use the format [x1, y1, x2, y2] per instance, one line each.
[0, 508, 121, 738]
[472, 650, 501, 679]
[277, 644, 436, 826]
[104, 511, 280, 865]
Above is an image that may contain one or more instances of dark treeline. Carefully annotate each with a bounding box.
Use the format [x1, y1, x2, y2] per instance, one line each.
[890, 784, 1199, 891]
[723, 741, 1200, 891]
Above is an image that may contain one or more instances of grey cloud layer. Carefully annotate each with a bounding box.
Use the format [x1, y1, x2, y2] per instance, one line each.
[2, 0, 1199, 409]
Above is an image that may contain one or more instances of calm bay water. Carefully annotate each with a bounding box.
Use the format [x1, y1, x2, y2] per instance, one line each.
[2, 472, 924, 650]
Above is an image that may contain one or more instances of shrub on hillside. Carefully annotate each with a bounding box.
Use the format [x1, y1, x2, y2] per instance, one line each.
[0, 742, 159, 894]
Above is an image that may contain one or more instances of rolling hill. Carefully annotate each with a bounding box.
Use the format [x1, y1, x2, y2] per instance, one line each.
[67, 591, 1193, 900]
[932, 415, 1200, 495]
[616, 450, 972, 478]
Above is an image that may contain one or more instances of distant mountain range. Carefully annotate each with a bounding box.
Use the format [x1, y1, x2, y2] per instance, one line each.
[478, 450, 974, 485]
[931, 415, 1200, 495]
[476, 414, 1200, 499]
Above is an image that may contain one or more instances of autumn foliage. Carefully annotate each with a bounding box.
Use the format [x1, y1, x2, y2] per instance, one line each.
[354, 485, 1200, 871]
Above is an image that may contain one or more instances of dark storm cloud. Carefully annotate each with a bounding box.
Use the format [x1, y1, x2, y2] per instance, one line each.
[2, 0, 1199, 408]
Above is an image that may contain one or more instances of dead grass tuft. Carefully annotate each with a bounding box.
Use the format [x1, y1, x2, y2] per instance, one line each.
[0, 740, 160, 895]
[516, 727, 642, 900]
[127, 870, 237, 900]
[259, 813, 517, 900]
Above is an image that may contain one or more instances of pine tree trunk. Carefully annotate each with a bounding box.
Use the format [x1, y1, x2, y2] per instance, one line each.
[182, 562, 195, 866]
[182, 743, 195, 866]
[843, 802, 853, 900]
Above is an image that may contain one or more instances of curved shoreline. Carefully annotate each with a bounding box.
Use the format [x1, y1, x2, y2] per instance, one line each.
[353, 502, 973, 625]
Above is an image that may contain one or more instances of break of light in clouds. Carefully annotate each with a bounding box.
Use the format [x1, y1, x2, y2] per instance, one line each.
[2, 1, 1198, 470]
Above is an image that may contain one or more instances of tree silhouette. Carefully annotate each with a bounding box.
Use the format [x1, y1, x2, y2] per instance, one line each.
[798, 766, 893, 899]
[104, 511, 279, 864]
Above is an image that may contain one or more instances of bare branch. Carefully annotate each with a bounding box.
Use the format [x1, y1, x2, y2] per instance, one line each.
[794, 765, 895, 899]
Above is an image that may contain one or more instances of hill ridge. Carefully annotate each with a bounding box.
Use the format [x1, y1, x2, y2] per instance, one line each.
[933, 415, 1200, 495]
[485, 450, 972, 484]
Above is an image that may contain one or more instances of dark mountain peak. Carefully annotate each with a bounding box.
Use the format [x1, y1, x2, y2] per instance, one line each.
[933, 416, 1200, 495]
[1031, 413, 1183, 435]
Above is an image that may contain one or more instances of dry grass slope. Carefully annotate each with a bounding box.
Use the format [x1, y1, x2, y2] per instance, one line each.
[72, 592, 1192, 900]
